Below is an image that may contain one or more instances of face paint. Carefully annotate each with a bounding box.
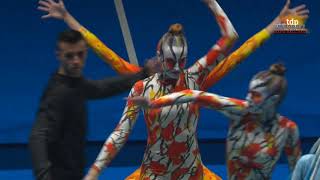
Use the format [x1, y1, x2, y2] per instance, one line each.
[246, 72, 280, 116]
[159, 33, 188, 79]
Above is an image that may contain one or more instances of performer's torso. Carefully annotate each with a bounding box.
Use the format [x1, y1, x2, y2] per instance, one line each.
[37, 73, 87, 175]
[227, 115, 292, 180]
[139, 73, 204, 179]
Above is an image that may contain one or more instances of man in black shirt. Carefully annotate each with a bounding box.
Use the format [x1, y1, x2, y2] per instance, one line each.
[29, 30, 156, 180]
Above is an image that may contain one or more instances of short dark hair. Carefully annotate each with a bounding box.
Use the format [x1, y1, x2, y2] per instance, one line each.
[56, 29, 84, 50]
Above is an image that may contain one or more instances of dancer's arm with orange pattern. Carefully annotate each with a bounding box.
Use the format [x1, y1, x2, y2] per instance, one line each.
[187, 0, 238, 85]
[38, 0, 141, 75]
[132, 90, 247, 120]
[78, 27, 141, 74]
[201, 0, 309, 90]
[201, 29, 270, 90]
[84, 81, 145, 179]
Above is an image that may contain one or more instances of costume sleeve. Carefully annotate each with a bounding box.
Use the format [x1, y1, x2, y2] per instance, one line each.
[149, 90, 246, 119]
[78, 27, 141, 74]
[29, 92, 67, 180]
[309, 138, 320, 154]
[284, 119, 302, 172]
[187, 0, 238, 85]
[90, 81, 144, 173]
[85, 69, 148, 99]
[201, 29, 270, 90]
[291, 154, 314, 180]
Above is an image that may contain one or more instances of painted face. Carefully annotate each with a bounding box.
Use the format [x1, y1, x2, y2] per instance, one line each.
[159, 34, 188, 79]
[246, 73, 278, 114]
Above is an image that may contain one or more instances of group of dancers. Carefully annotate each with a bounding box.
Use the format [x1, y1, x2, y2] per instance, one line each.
[33, 0, 313, 179]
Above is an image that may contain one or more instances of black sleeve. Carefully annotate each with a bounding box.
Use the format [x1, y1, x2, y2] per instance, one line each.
[29, 90, 66, 180]
[84, 68, 148, 99]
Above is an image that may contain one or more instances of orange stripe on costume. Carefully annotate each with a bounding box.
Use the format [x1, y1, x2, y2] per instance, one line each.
[201, 29, 270, 90]
[79, 27, 141, 75]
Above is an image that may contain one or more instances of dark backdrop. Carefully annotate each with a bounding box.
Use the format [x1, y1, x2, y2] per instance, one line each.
[0, 0, 319, 144]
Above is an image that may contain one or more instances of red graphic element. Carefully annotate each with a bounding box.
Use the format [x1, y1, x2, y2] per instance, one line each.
[149, 161, 167, 175]
[267, 146, 278, 157]
[105, 142, 116, 157]
[148, 125, 160, 145]
[162, 122, 174, 141]
[190, 164, 203, 180]
[172, 168, 189, 180]
[134, 80, 144, 95]
[168, 141, 188, 165]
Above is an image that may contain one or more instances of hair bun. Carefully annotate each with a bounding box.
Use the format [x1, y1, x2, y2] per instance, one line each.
[269, 63, 286, 76]
[168, 23, 183, 35]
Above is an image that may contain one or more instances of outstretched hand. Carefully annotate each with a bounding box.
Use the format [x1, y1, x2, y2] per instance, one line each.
[126, 96, 151, 107]
[266, 0, 309, 34]
[38, 0, 68, 20]
[278, 0, 309, 19]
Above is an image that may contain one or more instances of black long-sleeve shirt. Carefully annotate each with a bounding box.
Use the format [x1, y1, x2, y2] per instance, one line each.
[29, 70, 147, 180]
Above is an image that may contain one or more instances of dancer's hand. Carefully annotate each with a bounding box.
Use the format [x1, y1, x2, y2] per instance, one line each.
[126, 96, 151, 107]
[278, 0, 309, 19]
[144, 58, 162, 76]
[266, 0, 309, 33]
[38, 0, 68, 20]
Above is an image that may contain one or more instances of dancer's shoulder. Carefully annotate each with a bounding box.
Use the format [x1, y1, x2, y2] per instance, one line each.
[278, 115, 298, 129]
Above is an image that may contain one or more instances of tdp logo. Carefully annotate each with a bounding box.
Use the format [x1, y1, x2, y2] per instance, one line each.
[286, 18, 299, 26]
[274, 16, 308, 34]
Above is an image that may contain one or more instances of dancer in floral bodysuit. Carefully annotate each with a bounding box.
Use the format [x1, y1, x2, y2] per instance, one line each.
[131, 63, 302, 180]
[84, 0, 239, 178]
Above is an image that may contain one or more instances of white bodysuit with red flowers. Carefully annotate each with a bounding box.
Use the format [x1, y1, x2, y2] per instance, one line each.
[77, 0, 276, 179]
[147, 89, 301, 180]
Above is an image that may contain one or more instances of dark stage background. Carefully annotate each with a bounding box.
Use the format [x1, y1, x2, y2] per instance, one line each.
[0, 0, 319, 148]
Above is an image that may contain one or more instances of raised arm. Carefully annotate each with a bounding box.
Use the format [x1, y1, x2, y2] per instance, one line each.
[187, 0, 238, 85]
[38, 0, 141, 74]
[84, 81, 144, 180]
[201, 29, 270, 90]
[201, 0, 309, 90]
[78, 27, 141, 74]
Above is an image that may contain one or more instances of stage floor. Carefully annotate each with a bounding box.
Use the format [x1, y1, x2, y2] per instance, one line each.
[0, 164, 290, 179]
